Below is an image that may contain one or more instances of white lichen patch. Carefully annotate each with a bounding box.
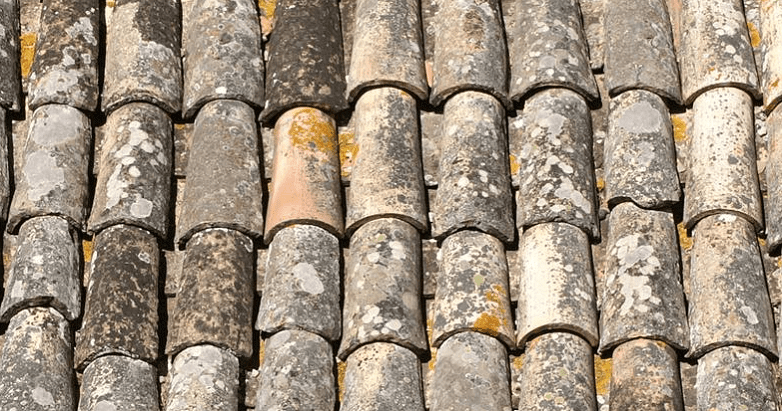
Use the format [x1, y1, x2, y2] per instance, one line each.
[616, 101, 662, 134]
[24, 151, 65, 202]
[292, 262, 324, 295]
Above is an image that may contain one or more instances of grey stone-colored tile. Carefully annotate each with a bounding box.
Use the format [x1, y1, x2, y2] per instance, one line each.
[166, 345, 240, 411]
[688, 214, 777, 359]
[78, 355, 159, 411]
[580, 0, 605, 71]
[168, 228, 254, 358]
[0, 216, 80, 322]
[264, 107, 344, 243]
[761, 0, 782, 111]
[347, 88, 427, 234]
[347, 0, 427, 102]
[679, 0, 760, 104]
[604, 0, 681, 104]
[516, 222, 598, 348]
[433, 230, 514, 349]
[680, 360, 697, 411]
[0, 307, 75, 411]
[0, 108, 9, 224]
[609, 339, 684, 411]
[341, 343, 425, 411]
[260, 0, 347, 124]
[431, 331, 511, 411]
[433, 91, 514, 242]
[339, 218, 428, 360]
[176, 100, 265, 247]
[745, 0, 764, 84]
[182, 0, 264, 119]
[339, 0, 356, 70]
[516, 88, 600, 240]
[173, 123, 191, 178]
[684, 88, 763, 232]
[518, 332, 597, 411]
[75, 224, 159, 370]
[509, 0, 598, 104]
[768, 107, 782, 251]
[89, 102, 172, 238]
[430, 0, 509, 108]
[0, 0, 21, 111]
[696, 346, 777, 410]
[422, 238, 438, 298]
[28, 0, 99, 112]
[103, 0, 182, 114]
[257, 224, 341, 342]
[600, 202, 689, 353]
[257, 330, 336, 411]
[8, 104, 91, 233]
[605, 90, 681, 208]
[420, 110, 441, 187]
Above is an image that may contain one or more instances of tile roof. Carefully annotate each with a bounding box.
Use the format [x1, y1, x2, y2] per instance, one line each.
[0, 0, 781, 410]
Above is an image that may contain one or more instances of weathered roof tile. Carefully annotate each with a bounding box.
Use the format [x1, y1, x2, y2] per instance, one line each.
[760, 0, 782, 111]
[0, 0, 21, 111]
[79, 355, 160, 411]
[609, 339, 684, 410]
[166, 345, 240, 411]
[696, 346, 777, 410]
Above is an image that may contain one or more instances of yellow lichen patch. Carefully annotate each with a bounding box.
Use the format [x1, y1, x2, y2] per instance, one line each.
[174, 123, 188, 130]
[772, 79, 780, 90]
[82, 239, 94, 263]
[677, 222, 692, 251]
[509, 154, 520, 176]
[759, 237, 767, 247]
[596, 177, 605, 191]
[338, 129, 358, 178]
[672, 114, 688, 142]
[258, 0, 277, 35]
[258, 338, 266, 366]
[593, 355, 612, 396]
[473, 312, 502, 337]
[20, 33, 36, 78]
[428, 348, 437, 371]
[337, 359, 347, 402]
[3, 249, 10, 269]
[106, 0, 116, 7]
[512, 354, 524, 371]
[748, 21, 761, 48]
[289, 109, 338, 154]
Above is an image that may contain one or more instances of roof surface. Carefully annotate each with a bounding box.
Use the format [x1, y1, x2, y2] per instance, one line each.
[0, 0, 781, 410]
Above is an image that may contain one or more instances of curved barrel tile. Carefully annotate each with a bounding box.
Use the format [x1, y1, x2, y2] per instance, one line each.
[79, 355, 159, 411]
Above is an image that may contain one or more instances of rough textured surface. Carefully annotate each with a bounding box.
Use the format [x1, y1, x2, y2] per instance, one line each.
[167, 229, 254, 358]
[761, 0, 782, 111]
[679, 0, 761, 104]
[341, 343, 425, 411]
[79, 355, 159, 411]
[433, 91, 514, 242]
[516, 222, 598, 348]
[604, 90, 680, 209]
[264, 107, 344, 242]
[509, 0, 598, 104]
[767, 107, 782, 250]
[687, 214, 777, 359]
[684, 88, 763, 232]
[103, 0, 182, 114]
[257, 330, 335, 411]
[166, 345, 240, 411]
[257, 224, 341, 342]
[261, 0, 347, 124]
[182, 0, 264, 119]
[580, 0, 605, 70]
[431, 331, 511, 411]
[8, 104, 91, 233]
[347, 0, 427, 102]
[176, 100, 265, 246]
[609, 339, 684, 411]
[0, 108, 9, 223]
[0, 308, 74, 411]
[347, 88, 427, 234]
[75, 224, 159, 370]
[430, 0, 509, 108]
[339, 218, 427, 360]
[433, 230, 514, 349]
[89, 102, 172, 238]
[604, 0, 681, 103]
[28, 0, 99, 111]
[600, 202, 689, 353]
[696, 346, 777, 410]
[0, 216, 80, 323]
[516, 88, 599, 240]
[519, 332, 597, 411]
[0, 0, 20, 111]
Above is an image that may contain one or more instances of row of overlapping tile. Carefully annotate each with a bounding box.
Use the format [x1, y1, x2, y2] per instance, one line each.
[1, 0, 782, 410]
